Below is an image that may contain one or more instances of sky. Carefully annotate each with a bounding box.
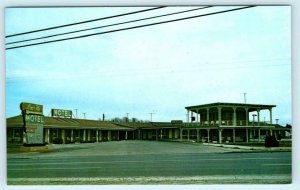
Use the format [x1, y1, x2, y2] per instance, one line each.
[5, 6, 291, 125]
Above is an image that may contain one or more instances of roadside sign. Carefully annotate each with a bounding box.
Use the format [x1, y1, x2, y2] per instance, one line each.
[51, 109, 72, 118]
[20, 102, 44, 145]
[20, 102, 43, 115]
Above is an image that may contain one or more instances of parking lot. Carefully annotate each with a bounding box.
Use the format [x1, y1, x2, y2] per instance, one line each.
[7, 140, 291, 184]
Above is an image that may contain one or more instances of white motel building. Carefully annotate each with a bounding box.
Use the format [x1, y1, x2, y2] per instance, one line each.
[6, 102, 291, 145]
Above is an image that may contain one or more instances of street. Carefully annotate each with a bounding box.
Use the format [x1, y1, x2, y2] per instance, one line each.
[7, 141, 291, 184]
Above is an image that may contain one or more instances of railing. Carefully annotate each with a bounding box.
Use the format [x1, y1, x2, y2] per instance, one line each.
[184, 120, 275, 127]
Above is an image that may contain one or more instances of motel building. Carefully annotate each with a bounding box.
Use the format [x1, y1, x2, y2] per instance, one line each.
[6, 102, 291, 145]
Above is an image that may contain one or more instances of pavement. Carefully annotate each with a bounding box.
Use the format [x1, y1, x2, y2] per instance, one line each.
[7, 140, 292, 184]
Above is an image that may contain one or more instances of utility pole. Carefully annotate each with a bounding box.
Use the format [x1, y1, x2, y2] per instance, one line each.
[83, 113, 86, 119]
[75, 109, 78, 118]
[241, 92, 247, 104]
[149, 112, 155, 122]
[126, 113, 129, 122]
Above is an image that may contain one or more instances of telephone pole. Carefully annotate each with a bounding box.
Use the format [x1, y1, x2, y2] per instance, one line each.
[241, 92, 247, 104]
[83, 112, 86, 119]
[149, 112, 155, 122]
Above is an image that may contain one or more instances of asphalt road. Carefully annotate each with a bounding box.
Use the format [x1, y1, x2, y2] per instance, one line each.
[7, 141, 292, 184]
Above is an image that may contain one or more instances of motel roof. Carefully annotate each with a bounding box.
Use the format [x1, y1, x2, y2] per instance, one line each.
[6, 115, 135, 131]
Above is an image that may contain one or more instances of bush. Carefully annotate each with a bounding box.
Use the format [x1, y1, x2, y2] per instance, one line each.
[52, 138, 63, 144]
[264, 135, 279, 147]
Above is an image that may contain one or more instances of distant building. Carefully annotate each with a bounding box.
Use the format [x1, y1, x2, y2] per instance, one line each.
[6, 102, 291, 145]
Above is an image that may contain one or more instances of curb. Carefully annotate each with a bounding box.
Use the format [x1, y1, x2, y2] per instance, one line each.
[203, 143, 291, 151]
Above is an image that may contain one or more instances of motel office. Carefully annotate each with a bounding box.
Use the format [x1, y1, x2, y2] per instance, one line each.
[6, 102, 291, 145]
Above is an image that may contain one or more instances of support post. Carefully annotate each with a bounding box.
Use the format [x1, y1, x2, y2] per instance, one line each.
[246, 128, 249, 143]
[61, 129, 66, 144]
[125, 131, 128, 140]
[207, 108, 210, 126]
[257, 109, 260, 126]
[180, 129, 183, 142]
[269, 108, 273, 124]
[233, 128, 236, 144]
[47, 128, 50, 143]
[96, 130, 99, 142]
[218, 107, 222, 126]
[160, 129, 163, 140]
[233, 107, 237, 126]
[71, 129, 73, 143]
[245, 108, 249, 126]
[87, 130, 91, 141]
[207, 129, 210, 143]
[196, 129, 200, 143]
[108, 131, 111, 141]
[83, 130, 86, 142]
[187, 129, 190, 142]
[258, 129, 261, 142]
[218, 129, 223, 144]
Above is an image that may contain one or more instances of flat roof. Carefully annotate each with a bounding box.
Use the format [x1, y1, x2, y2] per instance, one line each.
[185, 102, 276, 110]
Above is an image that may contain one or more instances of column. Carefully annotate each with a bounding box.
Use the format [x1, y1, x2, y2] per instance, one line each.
[207, 108, 210, 126]
[117, 131, 120, 141]
[187, 129, 190, 142]
[99, 130, 102, 141]
[187, 110, 190, 123]
[218, 107, 222, 126]
[270, 129, 273, 136]
[125, 131, 128, 140]
[207, 129, 210, 143]
[257, 109, 260, 126]
[196, 110, 199, 123]
[218, 129, 223, 144]
[61, 129, 65, 144]
[258, 129, 261, 142]
[96, 130, 99, 142]
[233, 128, 236, 144]
[246, 129, 249, 143]
[269, 108, 273, 124]
[160, 129, 163, 140]
[233, 107, 237, 126]
[245, 108, 249, 126]
[87, 130, 91, 141]
[180, 129, 183, 142]
[196, 129, 200, 142]
[71, 129, 74, 143]
[83, 129, 86, 142]
[138, 129, 141, 140]
[47, 128, 50, 143]
[108, 131, 111, 141]
[155, 129, 158, 141]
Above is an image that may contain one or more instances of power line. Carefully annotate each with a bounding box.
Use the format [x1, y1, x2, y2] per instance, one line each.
[5, 6, 166, 38]
[6, 6, 255, 50]
[6, 6, 213, 45]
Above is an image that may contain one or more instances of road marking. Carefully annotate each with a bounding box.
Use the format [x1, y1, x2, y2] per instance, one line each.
[7, 174, 291, 182]
[7, 157, 284, 166]
[262, 164, 292, 166]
